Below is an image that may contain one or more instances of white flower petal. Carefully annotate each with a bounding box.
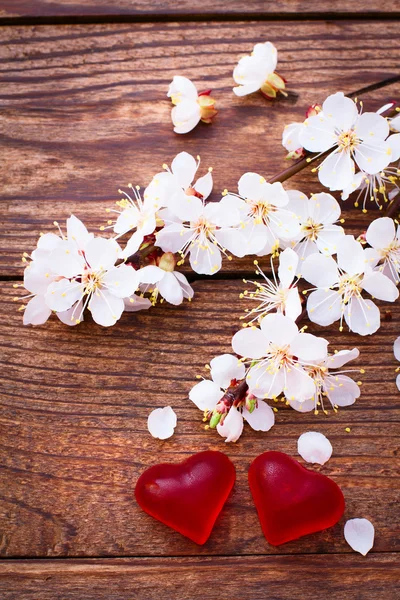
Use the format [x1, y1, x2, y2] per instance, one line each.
[325, 348, 359, 369]
[362, 271, 399, 302]
[67, 215, 93, 248]
[323, 92, 358, 131]
[263, 182, 290, 208]
[324, 374, 360, 406]
[308, 192, 341, 224]
[345, 297, 380, 336]
[155, 222, 193, 253]
[24, 262, 54, 295]
[394, 336, 400, 362]
[189, 240, 222, 275]
[189, 379, 223, 411]
[289, 398, 315, 413]
[124, 294, 152, 312]
[355, 111, 389, 141]
[102, 264, 139, 299]
[45, 279, 82, 312]
[354, 140, 392, 175]
[210, 354, 245, 389]
[23, 295, 52, 326]
[285, 287, 302, 321]
[284, 365, 315, 401]
[114, 207, 139, 235]
[169, 190, 203, 222]
[57, 300, 84, 326]
[278, 247, 298, 288]
[173, 271, 194, 299]
[300, 113, 336, 153]
[319, 150, 355, 191]
[50, 240, 86, 279]
[282, 122, 305, 152]
[217, 407, 244, 443]
[315, 224, 345, 255]
[243, 399, 275, 432]
[396, 373, 400, 392]
[337, 235, 366, 276]
[157, 271, 184, 305]
[214, 228, 247, 258]
[85, 238, 120, 272]
[344, 518, 374, 556]
[147, 406, 177, 440]
[194, 171, 213, 200]
[297, 431, 333, 465]
[36, 232, 61, 252]
[291, 332, 329, 362]
[119, 230, 145, 259]
[285, 189, 309, 222]
[168, 76, 198, 102]
[232, 327, 269, 360]
[136, 265, 163, 285]
[247, 364, 284, 399]
[389, 133, 400, 161]
[307, 289, 342, 326]
[238, 172, 265, 201]
[366, 217, 395, 250]
[260, 312, 298, 346]
[301, 253, 339, 287]
[171, 100, 201, 134]
[89, 289, 124, 327]
[171, 151, 198, 188]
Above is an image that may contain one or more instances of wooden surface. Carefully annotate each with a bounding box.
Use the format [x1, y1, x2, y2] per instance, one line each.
[1, 4, 400, 600]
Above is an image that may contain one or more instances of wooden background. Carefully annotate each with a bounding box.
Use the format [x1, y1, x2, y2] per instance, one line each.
[0, 2, 399, 598]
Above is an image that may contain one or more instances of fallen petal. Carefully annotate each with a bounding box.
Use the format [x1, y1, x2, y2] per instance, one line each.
[344, 518, 375, 556]
[297, 431, 333, 465]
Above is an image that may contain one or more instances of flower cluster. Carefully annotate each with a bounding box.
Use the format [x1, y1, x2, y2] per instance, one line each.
[282, 93, 400, 208]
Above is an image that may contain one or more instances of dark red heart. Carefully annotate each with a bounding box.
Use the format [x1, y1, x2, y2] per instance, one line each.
[249, 451, 345, 546]
[135, 450, 235, 545]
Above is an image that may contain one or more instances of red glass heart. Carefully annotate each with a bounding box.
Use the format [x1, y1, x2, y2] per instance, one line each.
[135, 450, 235, 545]
[249, 451, 345, 546]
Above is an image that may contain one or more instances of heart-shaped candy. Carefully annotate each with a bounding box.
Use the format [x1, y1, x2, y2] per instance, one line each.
[135, 450, 235, 545]
[249, 451, 345, 546]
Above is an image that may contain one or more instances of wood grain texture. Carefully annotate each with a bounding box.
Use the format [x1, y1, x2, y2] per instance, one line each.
[0, 0, 398, 20]
[1, 280, 399, 557]
[0, 21, 399, 276]
[1, 555, 399, 600]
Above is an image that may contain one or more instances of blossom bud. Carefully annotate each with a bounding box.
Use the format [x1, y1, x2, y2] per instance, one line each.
[209, 411, 223, 429]
[198, 92, 218, 124]
[260, 72, 287, 99]
[306, 103, 322, 118]
[285, 148, 305, 161]
[157, 252, 176, 272]
[245, 394, 257, 414]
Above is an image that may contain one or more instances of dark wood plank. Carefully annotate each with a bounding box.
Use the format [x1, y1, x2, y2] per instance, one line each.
[1, 279, 399, 557]
[0, 21, 399, 277]
[1, 555, 399, 600]
[0, 0, 398, 20]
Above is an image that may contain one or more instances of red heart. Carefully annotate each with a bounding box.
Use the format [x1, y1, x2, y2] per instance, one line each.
[135, 450, 235, 545]
[249, 451, 345, 546]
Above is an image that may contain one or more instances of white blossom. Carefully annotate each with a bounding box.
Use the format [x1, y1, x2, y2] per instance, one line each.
[147, 406, 177, 440]
[365, 217, 400, 284]
[233, 42, 286, 99]
[168, 76, 217, 134]
[232, 313, 328, 404]
[302, 235, 399, 335]
[344, 518, 375, 556]
[224, 173, 300, 256]
[137, 260, 194, 306]
[284, 190, 345, 259]
[241, 248, 302, 324]
[45, 233, 141, 327]
[298, 92, 393, 192]
[189, 354, 274, 442]
[297, 431, 333, 465]
[291, 348, 361, 414]
[156, 179, 246, 275]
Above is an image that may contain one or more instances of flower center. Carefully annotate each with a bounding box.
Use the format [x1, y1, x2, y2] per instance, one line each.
[82, 270, 103, 294]
[247, 199, 275, 224]
[192, 216, 215, 237]
[337, 130, 359, 153]
[302, 218, 323, 241]
[269, 343, 292, 369]
[338, 273, 362, 301]
[381, 239, 400, 260]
